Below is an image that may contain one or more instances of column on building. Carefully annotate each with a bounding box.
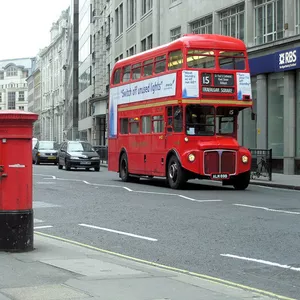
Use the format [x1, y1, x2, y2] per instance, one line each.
[123, 0, 128, 54]
[135, 0, 141, 53]
[152, 0, 160, 47]
[256, 74, 267, 149]
[283, 71, 296, 174]
[245, 0, 254, 47]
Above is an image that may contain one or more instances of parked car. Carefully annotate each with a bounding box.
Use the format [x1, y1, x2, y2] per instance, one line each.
[32, 140, 59, 165]
[57, 140, 100, 171]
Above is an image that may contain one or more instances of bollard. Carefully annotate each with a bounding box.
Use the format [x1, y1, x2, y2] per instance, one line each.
[0, 110, 38, 252]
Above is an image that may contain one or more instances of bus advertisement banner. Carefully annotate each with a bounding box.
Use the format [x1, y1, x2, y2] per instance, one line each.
[182, 70, 199, 98]
[109, 73, 177, 138]
[236, 72, 252, 100]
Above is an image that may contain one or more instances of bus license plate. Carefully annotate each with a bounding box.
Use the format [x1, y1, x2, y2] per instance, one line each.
[211, 173, 229, 180]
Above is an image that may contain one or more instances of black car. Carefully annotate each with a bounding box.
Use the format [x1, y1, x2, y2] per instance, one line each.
[57, 140, 100, 171]
[32, 141, 59, 165]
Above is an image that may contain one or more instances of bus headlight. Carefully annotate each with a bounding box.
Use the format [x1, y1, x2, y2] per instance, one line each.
[188, 153, 195, 162]
[242, 155, 248, 164]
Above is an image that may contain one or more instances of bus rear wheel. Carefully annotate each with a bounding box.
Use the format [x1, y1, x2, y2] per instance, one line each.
[167, 155, 186, 189]
[233, 171, 250, 190]
[120, 153, 130, 182]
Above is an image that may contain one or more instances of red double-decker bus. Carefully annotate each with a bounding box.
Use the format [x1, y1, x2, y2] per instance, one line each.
[108, 34, 253, 190]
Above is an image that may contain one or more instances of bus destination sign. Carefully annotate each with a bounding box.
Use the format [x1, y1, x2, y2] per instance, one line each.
[201, 73, 234, 94]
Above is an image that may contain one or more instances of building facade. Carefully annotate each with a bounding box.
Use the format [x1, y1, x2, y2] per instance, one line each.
[0, 58, 33, 112]
[64, 0, 79, 141]
[39, 10, 69, 143]
[108, 0, 300, 175]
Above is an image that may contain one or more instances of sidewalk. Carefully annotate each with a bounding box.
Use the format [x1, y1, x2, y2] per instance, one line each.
[0, 233, 278, 300]
[101, 162, 300, 191]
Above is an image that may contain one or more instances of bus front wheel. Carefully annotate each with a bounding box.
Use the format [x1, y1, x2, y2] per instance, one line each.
[167, 155, 186, 189]
[233, 171, 250, 190]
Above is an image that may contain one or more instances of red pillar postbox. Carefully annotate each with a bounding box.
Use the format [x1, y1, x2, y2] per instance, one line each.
[0, 110, 38, 252]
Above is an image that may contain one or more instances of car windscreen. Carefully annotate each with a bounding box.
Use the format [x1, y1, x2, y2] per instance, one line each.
[39, 141, 58, 150]
[68, 142, 94, 152]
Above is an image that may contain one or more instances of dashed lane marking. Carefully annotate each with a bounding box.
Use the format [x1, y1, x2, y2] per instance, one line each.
[34, 225, 53, 230]
[221, 254, 300, 272]
[79, 223, 157, 241]
[233, 204, 300, 216]
[33, 174, 223, 203]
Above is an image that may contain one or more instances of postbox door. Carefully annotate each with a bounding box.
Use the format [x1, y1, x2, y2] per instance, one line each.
[1, 138, 32, 211]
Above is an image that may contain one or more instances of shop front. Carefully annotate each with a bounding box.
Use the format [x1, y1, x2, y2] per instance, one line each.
[241, 43, 300, 174]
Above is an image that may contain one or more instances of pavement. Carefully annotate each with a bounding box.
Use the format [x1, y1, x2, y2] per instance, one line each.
[0, 234, 276, 300]
[24, 164, 300, 299]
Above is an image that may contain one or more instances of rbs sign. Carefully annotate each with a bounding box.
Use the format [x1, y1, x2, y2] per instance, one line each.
[277, 49, 298, 71]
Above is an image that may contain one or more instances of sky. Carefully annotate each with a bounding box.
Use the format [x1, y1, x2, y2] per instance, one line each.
[0, 0, 71, 60]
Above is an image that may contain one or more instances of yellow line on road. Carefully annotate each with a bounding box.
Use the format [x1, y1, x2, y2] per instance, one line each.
[35, 231, 295, 300]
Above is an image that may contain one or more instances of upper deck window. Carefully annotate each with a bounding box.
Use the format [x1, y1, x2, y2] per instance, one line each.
[155, 55, 166, 74]
[168, 50, 183, 70]
[113, 69, 121, 84]
[132, 63, 142, 80]
[143, 59, 153, 77]
[122, 65, 131, 82]
[218, 51, 246, 70]
[187, 50, 215, 69]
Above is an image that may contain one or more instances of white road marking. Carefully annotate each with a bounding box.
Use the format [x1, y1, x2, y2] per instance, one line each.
[34, 174, 56, 179]
[34, 218, 44, 223]
[33, 175, 223, 203]
[123, 187, 133, 192]
[221, 254, 300, 272]
[79, 223, 157, 242]
[36, 182, 55, 184]
[233, 204, 300, 215]
[34, 225, 53, 229]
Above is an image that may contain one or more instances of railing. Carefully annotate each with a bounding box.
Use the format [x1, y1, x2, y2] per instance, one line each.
[93, 145, 108, 164]
[249, 148, 272, 181]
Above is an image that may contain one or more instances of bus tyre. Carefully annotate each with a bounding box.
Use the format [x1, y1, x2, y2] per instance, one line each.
[233, 171, 250, 190]
[120, 153, 130, 182]
[167, 155, 186, 189]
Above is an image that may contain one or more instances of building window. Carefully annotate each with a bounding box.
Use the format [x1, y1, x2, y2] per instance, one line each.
[79, 67, 91, 93]
[0, 93, 2, 102]
[141, 34, 153, 51]
[142, 0, 153, 15]
[268, 73, 284, 158]
[126, 45, 136, 57]
[254, 0, 284, 45]
[19, 91, 24, 101]
[220, 3, 245, 40]
[80, 100, 88, 120]
[170, 26, 181, 41]
[127, 0, 137, 27]
[19, 106, 24, 110]
[0, 72, 3, 80]
[115, 3, 123, 37]
[190, 15, 213, 34]
[7, 91, 16, 109]
[296, 0, 300, 34]
[6, 67, 17, 77]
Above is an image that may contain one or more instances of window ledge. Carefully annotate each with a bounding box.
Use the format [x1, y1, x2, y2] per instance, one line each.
[169, 1, 182, 9]
[141, 9, 153, 21]
[114, 33, 123, 43]
[126, 22, 137, 33]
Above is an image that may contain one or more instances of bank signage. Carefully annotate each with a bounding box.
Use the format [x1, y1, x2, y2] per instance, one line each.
[249, 46, 300, 75]
[276, 48, 298, 71]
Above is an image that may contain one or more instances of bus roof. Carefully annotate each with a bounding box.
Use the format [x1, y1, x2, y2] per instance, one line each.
[114, 34, 247, 68]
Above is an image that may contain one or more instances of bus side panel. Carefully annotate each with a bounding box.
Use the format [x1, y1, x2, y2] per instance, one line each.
[127, 134, 145, 174]
[150, 134, 166, 176]
[108, 138, 119, 172]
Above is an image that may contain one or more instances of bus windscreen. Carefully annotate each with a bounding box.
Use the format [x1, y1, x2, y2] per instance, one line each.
[187, 50, 215, 69]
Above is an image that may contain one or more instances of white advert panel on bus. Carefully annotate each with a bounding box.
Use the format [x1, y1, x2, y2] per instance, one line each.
[109, 73, 177, 138]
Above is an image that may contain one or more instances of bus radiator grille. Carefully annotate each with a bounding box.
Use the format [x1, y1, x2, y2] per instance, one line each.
[221, 151, 236, 174]
[204, 150, 236, 175]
